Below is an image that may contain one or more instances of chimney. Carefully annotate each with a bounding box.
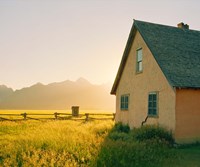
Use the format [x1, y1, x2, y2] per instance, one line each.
[177, 22, 189, 29]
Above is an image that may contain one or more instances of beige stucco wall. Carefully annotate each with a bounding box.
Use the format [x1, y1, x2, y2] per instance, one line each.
[175, 89, 200, 142]
[115, 30, 176, 131]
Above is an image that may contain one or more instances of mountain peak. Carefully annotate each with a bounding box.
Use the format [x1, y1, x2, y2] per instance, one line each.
[76, 77, 91, 85]
[32, 82, 44, 87]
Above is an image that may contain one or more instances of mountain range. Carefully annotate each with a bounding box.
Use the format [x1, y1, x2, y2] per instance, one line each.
[0, 78, 115, 111]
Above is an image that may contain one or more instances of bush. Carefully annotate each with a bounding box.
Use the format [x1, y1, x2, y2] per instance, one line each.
[96, 125, 176, 167]
[111, 122, 130, 133]
[96, 139, 175, 167]
[133, 125, 174, 146]
[108, 131, 131, 141]
[107, 123, 132, 141]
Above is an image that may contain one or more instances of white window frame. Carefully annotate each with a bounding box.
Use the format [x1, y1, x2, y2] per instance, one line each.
[136, 48, 143, 73]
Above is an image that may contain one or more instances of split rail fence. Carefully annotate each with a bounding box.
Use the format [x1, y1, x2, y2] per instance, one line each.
[0, 112, 115, 122]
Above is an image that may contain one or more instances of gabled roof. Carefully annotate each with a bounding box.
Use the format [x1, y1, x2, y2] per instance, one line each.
[111, 20, 200, 95]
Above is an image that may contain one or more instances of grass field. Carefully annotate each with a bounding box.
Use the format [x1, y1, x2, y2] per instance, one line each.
[0, 111, 200, 167]
[0, 119, 114, 166]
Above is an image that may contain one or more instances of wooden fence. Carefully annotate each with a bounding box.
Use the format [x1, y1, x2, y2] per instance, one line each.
[0, 112, 115, 122]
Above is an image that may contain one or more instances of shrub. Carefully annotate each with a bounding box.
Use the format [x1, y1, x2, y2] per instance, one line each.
[96, 139, 175, 167]
[96, 125, 176, 166]
[108, 131, 131, 141]
[133, 125, 174, 146]
[111, 122, 130, 133]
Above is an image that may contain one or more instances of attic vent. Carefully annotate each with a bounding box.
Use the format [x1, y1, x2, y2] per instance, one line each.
[177, 22, 189, 29]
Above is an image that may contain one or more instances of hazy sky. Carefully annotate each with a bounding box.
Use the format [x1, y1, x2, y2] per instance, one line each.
[1, 0, 200, 90]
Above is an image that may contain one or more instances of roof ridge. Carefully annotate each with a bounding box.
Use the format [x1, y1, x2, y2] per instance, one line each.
[134, 19, 177, 28]
[134, 19, 200, 32]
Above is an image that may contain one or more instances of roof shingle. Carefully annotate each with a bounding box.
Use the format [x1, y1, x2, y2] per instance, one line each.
[135, 20, 200, 88]
[111, 20, 200, 94]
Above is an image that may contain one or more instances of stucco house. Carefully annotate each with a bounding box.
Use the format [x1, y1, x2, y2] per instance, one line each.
[111, 20, 200, 142]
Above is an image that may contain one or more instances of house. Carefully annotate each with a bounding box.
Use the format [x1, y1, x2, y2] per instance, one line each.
[111, 20, 200, 143]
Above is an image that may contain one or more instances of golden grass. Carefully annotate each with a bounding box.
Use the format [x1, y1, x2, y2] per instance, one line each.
[0, 119, 114, 166]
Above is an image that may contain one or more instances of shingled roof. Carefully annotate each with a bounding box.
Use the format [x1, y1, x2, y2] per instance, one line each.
[111, 20, 200, 94]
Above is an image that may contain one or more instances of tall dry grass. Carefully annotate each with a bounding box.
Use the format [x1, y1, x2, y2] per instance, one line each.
[0, 120, 114, 166]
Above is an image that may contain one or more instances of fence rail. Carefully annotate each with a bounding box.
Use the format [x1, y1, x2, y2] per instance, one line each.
[0, 112, 115, 122]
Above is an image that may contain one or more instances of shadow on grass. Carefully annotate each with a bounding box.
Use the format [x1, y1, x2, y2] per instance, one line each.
[92, 123, 199, 167]
[1, 120, 199, 167]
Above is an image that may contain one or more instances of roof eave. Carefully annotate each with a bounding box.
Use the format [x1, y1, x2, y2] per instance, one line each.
[175, 86, 200, 90]
[110, 21, 137, 95]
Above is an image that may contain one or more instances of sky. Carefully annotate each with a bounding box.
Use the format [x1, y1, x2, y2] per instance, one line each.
[0, 0, 200, 90]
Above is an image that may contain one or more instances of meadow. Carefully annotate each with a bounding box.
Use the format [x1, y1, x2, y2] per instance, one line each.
[0, 119, 113, 166]
[0, 111, 200, 167]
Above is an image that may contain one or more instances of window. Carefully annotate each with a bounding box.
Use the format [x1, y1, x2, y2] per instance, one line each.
[136, 48, 143, 72]
[120, 95, 129, 111]
[148, 92, 158, 116]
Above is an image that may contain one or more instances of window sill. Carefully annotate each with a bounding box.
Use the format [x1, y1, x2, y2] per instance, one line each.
[120, 110, 129, 112]
[136, 71, 143, 74]
[148, 115, 158, 118]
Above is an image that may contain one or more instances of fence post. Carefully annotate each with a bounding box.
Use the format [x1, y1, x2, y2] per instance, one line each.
[54, 112, 58, 119]
[85, 113, 89, 121]
[112, 113, 116, 121]
[22, 113, 27, 120]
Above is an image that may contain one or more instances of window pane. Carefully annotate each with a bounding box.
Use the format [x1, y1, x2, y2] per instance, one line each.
[148, 109, 152, 115]
[153, 94, 157, 101]
[153, 109, 157, 115]
[153, 102, 157, 108]
[125, 103, 128, 110]
[149, 94, 153, 101]
[148, 102, 152, 107]
[121, 96, 123, 110]
[121, 96, 124, 102]
[125, 96, 128, 103]
[137, 49, 142, 61]
[138, 62, 142, 71]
